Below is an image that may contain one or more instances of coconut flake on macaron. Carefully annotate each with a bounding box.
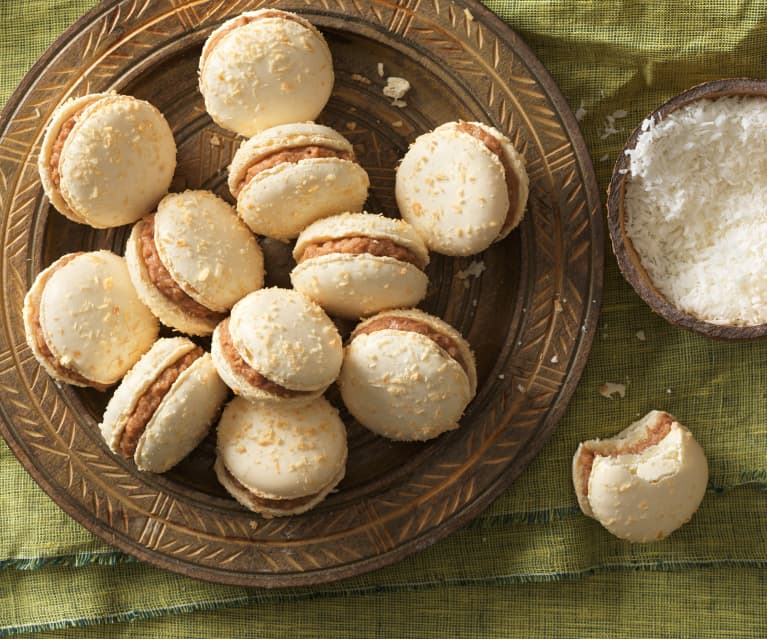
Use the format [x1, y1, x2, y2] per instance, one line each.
[199, 10, 334, 137]
[38, 92, 176, 229]
[395, 120, 529, 256]
[227, 122, 370, 240]
[23, 250, 159, 390]
[125, 190, 264, 336]
[339, 308, 477, 441]
[290, 212, 430, 319]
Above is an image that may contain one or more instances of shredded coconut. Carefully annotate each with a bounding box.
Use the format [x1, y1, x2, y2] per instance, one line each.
[383, 76, 411, 107]
[625, 95, 767, 325]
[575, 99, 587, 122]
[599, 382, 626, 399]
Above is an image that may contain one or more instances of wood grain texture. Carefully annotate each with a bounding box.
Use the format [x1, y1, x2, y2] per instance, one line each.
[0, 0, 603, 586]
[607, 78, 767, 340]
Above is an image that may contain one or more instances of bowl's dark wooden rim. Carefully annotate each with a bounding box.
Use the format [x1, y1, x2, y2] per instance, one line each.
[607, 78, 767, 340]
[0, 0, 603, 587]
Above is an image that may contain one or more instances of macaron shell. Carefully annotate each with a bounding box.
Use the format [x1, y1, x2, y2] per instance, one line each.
[216, 396, 347, 500]
[57, 95, 176, 228]
[586, 424, 708, 542]
[154, 191, 264, 312]
[396, 129, 509, 256]
[292, 211, 430, 269]
[125, 221, 218, 336]
[339, 329, 472, 441]
[38, 251, 158, 385]
[228, 122, 355, 191]
[38, 94, 105, 225]
[199, 15, 333, 137]
[236, 158, 369, 240]
[134, 353, 228, 473]
[228, 288, 343, 391]
[210, 322, 324, 405]
[99, 337, 196, 451]
[290, 253, 428, 319]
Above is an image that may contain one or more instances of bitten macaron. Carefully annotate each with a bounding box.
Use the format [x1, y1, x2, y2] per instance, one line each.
[211, 288, 343, 404]
[38, 92, 176, 228]
[214, 396, 347, 517]
[228, 122, 369, 239]
[572, 410, 709, 543]
[99, 337, 228, 473]
[396, 120, 529, 256]
[199, 9, 334, 137]
[125, 190, 264, 336]
[23, 250, 159, 390]
[338, 308, 477, 441]
[291, 212, 430, 319]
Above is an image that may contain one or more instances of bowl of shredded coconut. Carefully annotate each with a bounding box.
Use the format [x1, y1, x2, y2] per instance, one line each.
[607, 78, 767, 339]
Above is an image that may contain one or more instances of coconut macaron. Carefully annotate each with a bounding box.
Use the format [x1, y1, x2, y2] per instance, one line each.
[338, 308, 477, 441]
[214, 396, 347, 517]
[38, 92, 176, 228]
[211, 288, 343, 404]
[290, 212, 430, 319]
[228, 122, 369, 240]
[125, 190, 264, 336]
[572, 410, 709, 543]
[396, 121, 529, 256]
[199, 10, 334, 137]
[23, 251, 159, 390]
[99, 337, 228, 473]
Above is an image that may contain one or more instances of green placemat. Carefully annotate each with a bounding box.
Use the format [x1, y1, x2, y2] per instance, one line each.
[2, 0, 767, 636]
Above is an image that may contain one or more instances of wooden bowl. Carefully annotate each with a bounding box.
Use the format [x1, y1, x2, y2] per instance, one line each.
[607, 78, 767, 340]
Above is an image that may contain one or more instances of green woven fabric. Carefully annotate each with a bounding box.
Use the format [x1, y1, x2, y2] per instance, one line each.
[2, 0, 767, 636]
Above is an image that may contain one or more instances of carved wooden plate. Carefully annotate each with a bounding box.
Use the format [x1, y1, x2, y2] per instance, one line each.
[0, 0, 602, 586]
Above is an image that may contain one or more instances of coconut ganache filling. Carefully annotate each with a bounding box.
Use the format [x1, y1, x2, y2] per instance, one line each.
[457, 121, 520, 235]
[138, 215, 227, 322]
[28, 253, 110, 391]
[297, 236, 423, 268]
[234, 146, 356, 197]
[118, 347, 204, 457]
[355, 316, 469, 374]
[218, 318, 308, 399]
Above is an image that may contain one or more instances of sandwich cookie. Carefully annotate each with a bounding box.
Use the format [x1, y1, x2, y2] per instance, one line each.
[23, 251, 159, 390]
[395, 121, 529, 256]
[338, 308, 477, 441]
[38, 92, 176, 228]
[214, 396, 347, 517]
[211, 288, 343, 404]
[291, 212, 430, 319]
[199, 10, 334, 137]
[228, 122, 369, 240]
[125, 190, 264, 336]
[572, 410, 709, 542]
[100, 337, 228, 473]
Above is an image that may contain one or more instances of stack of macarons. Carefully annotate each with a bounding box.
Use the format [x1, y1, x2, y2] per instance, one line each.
[25, 8, 532, 519]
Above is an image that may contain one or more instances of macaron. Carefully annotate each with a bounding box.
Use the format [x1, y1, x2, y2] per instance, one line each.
[22, 250, 159, 390]
[125, 190, 264, 336]
[290, 212, 430, 319]
[395, 120, 529, 256]
[199, 10, 334, 137]
[38, 92, 176, 228]
[338, 308, 477, 441]
[228, 122, 369, 240]
[211, 288, 343, 404]
[572, 410, 709, 543]
[99, 337, 228, 473]
[214, 396, 347, 517]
